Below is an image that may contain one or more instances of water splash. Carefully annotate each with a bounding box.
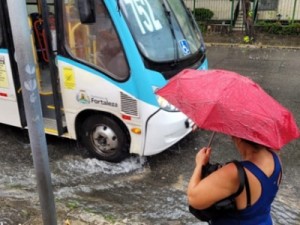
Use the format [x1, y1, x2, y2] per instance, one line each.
[55, 155, 147, 176]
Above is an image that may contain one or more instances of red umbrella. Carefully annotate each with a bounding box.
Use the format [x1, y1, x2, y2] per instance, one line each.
[156, 69, 300, 150]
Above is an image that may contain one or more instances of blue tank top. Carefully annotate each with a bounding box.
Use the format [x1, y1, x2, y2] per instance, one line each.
[211, 151, 282, 225]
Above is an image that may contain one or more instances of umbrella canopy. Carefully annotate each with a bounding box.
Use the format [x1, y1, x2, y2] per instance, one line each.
[156, 69, 300, 150]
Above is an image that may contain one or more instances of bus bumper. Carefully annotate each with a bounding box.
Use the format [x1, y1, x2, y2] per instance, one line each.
[143, 110, 194, 156]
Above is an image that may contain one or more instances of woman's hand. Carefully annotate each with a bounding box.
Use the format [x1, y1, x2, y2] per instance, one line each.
[195, 147, 211, 166]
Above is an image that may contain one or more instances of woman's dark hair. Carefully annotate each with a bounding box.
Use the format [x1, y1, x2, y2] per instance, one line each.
[242, 139, 269, 150]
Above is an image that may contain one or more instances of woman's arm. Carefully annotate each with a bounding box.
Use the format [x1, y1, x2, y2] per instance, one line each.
[187, 148, 240, 209]
[187, 147, 211, 195]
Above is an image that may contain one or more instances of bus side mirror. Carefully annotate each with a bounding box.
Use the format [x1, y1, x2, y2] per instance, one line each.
[77, 0, 96, 24]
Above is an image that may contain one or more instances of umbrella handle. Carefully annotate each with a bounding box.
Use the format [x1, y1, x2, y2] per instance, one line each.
[207, 132, 216, 147]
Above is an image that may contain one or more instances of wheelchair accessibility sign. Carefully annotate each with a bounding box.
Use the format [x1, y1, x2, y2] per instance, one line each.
[179, 39, 190, 56]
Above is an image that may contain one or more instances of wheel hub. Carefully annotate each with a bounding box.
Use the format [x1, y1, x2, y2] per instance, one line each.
[92, 125, 118, 155]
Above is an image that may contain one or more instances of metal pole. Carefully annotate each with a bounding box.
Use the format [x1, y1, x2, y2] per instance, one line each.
[6, 1, 57, 225]
[292, 0, 298, 24]
[252, 0, 256, 15]
[207, 132, 216, 147]
[230, 0, 235, 30]
[252, 0, 257, 23]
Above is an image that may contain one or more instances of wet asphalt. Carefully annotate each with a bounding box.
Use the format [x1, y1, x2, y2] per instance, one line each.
[0, 46, 299, 225]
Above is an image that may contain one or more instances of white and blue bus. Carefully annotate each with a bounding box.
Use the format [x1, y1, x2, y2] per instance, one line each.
[0, 0, 208, 162]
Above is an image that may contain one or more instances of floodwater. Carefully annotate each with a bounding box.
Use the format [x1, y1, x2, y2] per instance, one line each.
[0, 46, 300, 225]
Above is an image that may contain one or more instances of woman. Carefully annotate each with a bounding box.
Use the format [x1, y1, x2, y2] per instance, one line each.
[187, 137, 282, 225]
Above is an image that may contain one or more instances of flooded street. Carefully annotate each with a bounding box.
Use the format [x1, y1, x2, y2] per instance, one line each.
[1, 46, 300, 225]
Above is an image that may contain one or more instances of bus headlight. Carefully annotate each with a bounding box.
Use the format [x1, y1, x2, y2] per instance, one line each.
[156, 95, 179, 112]
[153, 86, 179, 112]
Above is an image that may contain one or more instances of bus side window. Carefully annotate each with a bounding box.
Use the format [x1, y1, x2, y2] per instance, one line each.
[63, 1, 129, 80]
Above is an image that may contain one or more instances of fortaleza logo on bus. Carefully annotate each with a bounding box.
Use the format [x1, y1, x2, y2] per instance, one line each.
[76, 90, 90, 104]
[76, 90, 118, 107]
[91, 96, 118, 107]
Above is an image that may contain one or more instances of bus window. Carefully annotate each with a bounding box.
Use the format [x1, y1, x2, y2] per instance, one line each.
[63, 1, 129, 80]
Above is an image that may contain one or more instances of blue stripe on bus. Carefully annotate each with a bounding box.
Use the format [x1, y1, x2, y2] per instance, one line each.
[0, 49, 9, 53]
[200, 58, 208, 70]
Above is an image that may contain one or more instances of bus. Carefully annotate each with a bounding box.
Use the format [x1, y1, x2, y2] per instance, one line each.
[0, 0, 208, 162]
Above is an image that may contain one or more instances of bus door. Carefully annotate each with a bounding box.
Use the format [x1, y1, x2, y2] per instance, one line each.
[0, 0, 25, 127]
[25, 0, 65, 135]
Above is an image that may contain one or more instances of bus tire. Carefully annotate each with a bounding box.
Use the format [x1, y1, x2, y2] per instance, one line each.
[81, 114, 130, 162]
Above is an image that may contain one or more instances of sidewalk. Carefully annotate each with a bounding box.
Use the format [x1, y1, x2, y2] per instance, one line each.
[203, 32, 300, 49]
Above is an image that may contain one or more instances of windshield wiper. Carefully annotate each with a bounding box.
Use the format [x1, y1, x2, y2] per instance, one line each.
[162, 0, 179, 66]
[182, 0, 206, 53]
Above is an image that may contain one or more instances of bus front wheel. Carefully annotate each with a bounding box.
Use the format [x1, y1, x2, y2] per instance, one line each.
[81, 115, 130, 162]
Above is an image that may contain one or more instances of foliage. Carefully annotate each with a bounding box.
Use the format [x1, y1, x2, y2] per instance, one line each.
[103, 214, 117, 223]
[282, 23, 300, 35]
[193, 8, 214, 21]
[66, 200, 80, 209]
[197, 22, 207, 33]
[255, 21, 300, 35]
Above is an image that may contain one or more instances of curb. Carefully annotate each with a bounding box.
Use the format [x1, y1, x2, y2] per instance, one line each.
[205, 42, 300, 50]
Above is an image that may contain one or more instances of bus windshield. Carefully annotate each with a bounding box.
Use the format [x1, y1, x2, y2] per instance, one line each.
[120, 0, 205, 63]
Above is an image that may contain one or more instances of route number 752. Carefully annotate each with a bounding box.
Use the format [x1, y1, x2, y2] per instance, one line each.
[123, 0, 162, 34]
